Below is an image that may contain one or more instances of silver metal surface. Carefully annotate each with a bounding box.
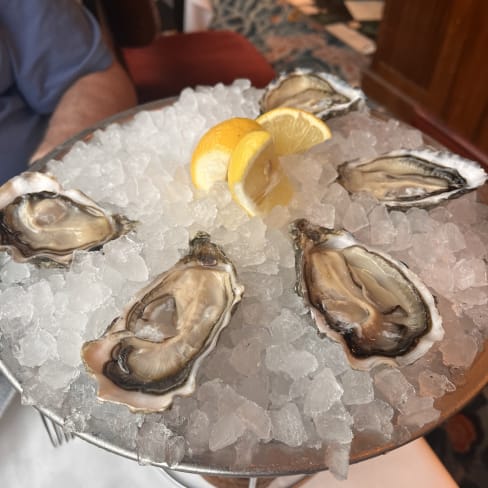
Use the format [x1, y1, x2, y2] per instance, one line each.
[39, 412, 74, 447]
[0, 373, 16, 418]
[1, 99, 487, 478]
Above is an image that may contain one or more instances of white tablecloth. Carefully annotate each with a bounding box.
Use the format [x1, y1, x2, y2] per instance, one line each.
[0, 394, 458, 488]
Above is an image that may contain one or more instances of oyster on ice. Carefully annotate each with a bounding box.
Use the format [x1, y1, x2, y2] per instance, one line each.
[290, 219, 443, 369]
[260, 68, 365, 120]
[0, 172, 135, 266]
[338, 149, 488, 208]
[82, 232, 244, 412]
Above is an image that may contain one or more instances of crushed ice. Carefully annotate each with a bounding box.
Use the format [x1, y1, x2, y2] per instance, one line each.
[0, 80, 487, 479]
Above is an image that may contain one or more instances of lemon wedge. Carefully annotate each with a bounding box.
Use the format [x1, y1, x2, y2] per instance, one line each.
[191, 117, 262, 191]
[228, 130, 294, 216]
[256, 107, 331, 156]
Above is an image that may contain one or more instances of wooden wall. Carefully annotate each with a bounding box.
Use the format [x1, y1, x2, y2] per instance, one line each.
[362, 0, 488, 166]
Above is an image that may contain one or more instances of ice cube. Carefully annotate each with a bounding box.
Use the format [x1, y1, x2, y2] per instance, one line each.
[208, 412, 246, 451]
[0, 286, 34, 322]
[237, 372, 270, 408]
[313, 402, 353, 443]
[349, 399, 394, 439]
[452, 258, 487, 290]
[185, 410, 210, 453]
[406, 207, 438, 234]
[268, 309, 307, 344]
[373, 368, 416, 410]
[227, 218, 267, 267]
[447, 193, 479, 225]
[229, 337, 265, 377]
[324, 441, 351, 480]
[38, 359, 78, 390]
[340, 370, 374, 405]
[241, 272, 283, 301]
[137, 419, 185, 467]
[389, 211, 412, 251]
[200, 346, 241, 385]
[465, 305, 488, 337]
[270, 402, 308, 447]
[236, 399, 272, 441]
[320, 162, 339, 187]
[264, 205, 292, 230]
[265, 344, 318, 380]
[0, 259, 32, 284]
[66, 274, 112, 314]
[322, 183, 351, 222]
[85, 399, 143, 451]
[342, 201, 369, 233]
[397, 395, 440, 428]
[440, 332, 479, 368]
[162, 397, 197, 429]
[369, 205, 395, 246]
[302, 202, 336, 229]
[418, 370, 456, 398]
[57, 330, 84, 367]
[440, 222, 466, 253]
[304, 368, 343, 416]
[15, 329, 57, 367]
[104, 236, 149, 282]
[233, 432, 260, 468]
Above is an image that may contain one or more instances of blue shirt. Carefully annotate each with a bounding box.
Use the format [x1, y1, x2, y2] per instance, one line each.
[0, 0, 112, 184]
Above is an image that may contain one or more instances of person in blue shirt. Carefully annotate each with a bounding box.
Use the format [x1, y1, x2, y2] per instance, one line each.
[0, 0, 137, 184]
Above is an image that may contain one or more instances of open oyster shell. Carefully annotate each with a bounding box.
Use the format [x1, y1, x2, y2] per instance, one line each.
[290, 219, 444, 370]
[337, 149, 488, 208]
[0, 172, 135, 266]
[260, 68, 365, 120]
[82, 232, 244, 413]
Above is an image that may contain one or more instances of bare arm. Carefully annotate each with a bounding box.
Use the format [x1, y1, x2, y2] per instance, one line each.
[29, 60, 137, 163]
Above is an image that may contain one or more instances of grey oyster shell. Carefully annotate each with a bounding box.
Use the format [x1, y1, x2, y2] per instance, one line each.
[337, 149, 488, 208]
[82, 232, 244, 412]
[290, 219, 444, 369]
[0, 172, 135, 266]
[260, 68, 365, 120]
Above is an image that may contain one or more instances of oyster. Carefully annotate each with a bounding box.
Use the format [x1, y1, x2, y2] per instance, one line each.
[82, 232, 244, 412]
[260, 68, 365, 120]
[291, 219, 443, 369]
[338, 149, 488, 208]
[0, 172, 135, 266]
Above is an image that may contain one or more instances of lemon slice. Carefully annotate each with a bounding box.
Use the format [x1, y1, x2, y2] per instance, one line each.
[256, 107, 331, 156]
[228, 130, 294, 216]
[191, 117, 262, 191]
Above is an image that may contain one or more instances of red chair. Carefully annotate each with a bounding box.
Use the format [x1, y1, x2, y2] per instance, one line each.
[86, 0, 276, 103]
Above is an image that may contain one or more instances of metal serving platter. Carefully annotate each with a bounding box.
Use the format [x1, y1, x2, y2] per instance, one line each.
[1, 99, 487, 478]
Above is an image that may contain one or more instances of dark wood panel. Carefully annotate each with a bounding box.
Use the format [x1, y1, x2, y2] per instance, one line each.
[422, 0, 474, 113]
[475, 105, 488, 154]
[413, 107, 488, 169]
[441, 0, 488, 140]
[373, 0, 453, 89]
[361, 0, 488, 161]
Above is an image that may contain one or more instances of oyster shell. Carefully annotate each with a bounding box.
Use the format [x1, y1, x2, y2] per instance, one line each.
[82, 232, 244, 412]
[337, 149, 488, 208]
[290, 219, 443, 369]
[260, 68, 365, 120]
[0, 172, 135, 266]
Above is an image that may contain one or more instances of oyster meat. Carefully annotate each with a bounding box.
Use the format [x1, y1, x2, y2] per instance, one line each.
[260, 68, 365, 120]
[291, 219, 443, 369]
[82, 232, 244, 412]
[338, 149, 488, 208]
[0, 172, 135, 266]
